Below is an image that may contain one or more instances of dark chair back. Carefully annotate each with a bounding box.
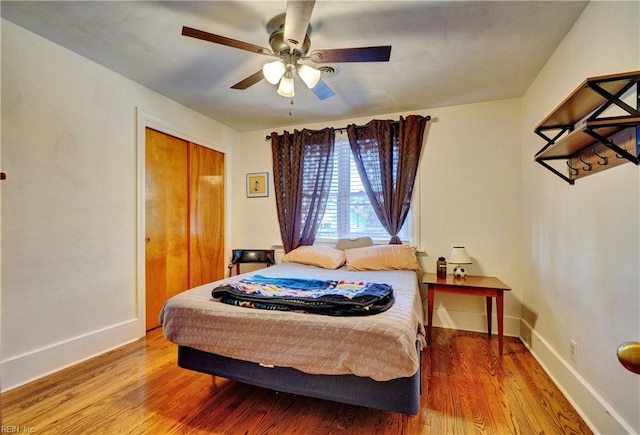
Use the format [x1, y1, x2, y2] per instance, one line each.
[228, 249, 276, 276]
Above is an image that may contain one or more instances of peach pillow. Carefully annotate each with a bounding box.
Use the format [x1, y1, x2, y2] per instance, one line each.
[281, 246, 346, 269]
[345, 245, 421, 271]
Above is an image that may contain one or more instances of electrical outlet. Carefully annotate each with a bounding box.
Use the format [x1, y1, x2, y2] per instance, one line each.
[570, 339, 578, 362]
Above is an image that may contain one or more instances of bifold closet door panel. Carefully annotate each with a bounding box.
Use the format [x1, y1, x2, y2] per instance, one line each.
[188, 142, 225, 288]
[145, 128, 189, 330]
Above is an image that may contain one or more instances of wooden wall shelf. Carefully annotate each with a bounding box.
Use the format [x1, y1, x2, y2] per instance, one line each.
[534, 71, 640, 184]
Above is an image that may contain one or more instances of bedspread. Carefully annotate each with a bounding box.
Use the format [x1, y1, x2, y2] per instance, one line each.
[160, 263, 425, 381]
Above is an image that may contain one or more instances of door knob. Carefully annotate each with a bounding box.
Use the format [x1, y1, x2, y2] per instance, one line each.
[617, 342, 640, 374]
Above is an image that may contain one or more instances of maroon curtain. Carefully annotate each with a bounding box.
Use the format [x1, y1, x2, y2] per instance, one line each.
[271, 128, 335, 253]
[346, 115, 428, 244]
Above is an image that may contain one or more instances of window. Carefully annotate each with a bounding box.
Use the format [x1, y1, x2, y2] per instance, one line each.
[316, 137, 412, 243]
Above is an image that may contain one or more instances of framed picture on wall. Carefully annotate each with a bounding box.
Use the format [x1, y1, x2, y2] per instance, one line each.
[246, 172, 269, 198]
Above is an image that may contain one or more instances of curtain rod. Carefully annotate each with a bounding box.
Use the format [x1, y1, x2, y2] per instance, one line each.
[264, 115, 431, 141]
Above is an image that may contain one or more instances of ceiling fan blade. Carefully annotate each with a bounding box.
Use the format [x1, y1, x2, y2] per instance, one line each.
[311, 79, 335, 101]
[230, 70, 265, 90]
[182, 26, 271, 56]
[284, 0, 315, 53]
[309, 46, 392, 63]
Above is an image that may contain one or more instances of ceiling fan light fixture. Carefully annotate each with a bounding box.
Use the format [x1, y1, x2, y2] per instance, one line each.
[277, 72, 295, 97]
[297, 64, 322, 89]
[262, 60, 286, 85]
[182, 1, 393, 102]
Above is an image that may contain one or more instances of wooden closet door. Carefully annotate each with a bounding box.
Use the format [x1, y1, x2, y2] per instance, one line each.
[188, 142, 225, 287]
[145, 128, 189, 330]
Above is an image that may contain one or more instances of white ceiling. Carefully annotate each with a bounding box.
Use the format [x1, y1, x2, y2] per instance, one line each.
[1, 1, 588, 132]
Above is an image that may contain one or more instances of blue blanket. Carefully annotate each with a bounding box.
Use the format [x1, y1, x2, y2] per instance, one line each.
[211, 275, 394, 316]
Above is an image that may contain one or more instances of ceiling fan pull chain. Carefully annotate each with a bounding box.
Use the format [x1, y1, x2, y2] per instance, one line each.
[289, 98, 294, 116]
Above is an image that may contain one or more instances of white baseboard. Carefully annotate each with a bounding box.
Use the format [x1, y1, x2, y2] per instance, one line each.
[1, 319, 142, 391]
[429, 306, 521, 337]
[523, 322, 635, 434]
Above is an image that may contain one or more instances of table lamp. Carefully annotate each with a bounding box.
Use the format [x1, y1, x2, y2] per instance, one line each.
[450, 246, 472, 277]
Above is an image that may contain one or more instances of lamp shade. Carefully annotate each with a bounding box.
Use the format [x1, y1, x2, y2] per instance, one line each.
[277, 73, 295, 97]
[297, 64, 321, 89]
[449, 246, 472, 264]
[263, 60, 286, 85]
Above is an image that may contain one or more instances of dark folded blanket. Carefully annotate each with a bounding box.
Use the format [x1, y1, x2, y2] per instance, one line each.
[211, 275, 394, 316]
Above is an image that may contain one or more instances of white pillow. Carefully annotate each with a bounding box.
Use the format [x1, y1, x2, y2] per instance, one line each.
[281, 246, 346, 269]
[335, 236, 374, 250]
[345, 245, 421, 271]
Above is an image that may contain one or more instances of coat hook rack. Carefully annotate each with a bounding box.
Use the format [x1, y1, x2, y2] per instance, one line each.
[593, 148, 608, 166]
[614, 142, 628, 159]
[579, 152, 592, 171]
[533, 70, 640, 184]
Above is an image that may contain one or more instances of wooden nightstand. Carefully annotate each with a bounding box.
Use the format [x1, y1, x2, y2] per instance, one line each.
[422, 273, 511, 355]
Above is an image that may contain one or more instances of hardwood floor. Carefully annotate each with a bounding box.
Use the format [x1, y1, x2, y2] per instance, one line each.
[2, 327, 592, 434]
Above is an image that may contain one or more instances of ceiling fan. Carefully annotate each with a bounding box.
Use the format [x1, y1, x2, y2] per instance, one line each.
[181, 0, 391, 100]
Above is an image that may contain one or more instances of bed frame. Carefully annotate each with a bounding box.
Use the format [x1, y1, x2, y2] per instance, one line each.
[178, 342, 422, 415]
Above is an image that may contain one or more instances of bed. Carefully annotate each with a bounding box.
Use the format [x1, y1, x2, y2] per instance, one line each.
[160, 245, 426, 415]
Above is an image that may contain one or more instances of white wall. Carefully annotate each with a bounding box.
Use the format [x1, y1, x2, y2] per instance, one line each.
[234, 98, 523, 336]
[521, 2, 640, 433]
[0, 19, 239, 390]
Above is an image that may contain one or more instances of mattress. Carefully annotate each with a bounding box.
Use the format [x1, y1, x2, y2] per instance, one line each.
[160, 262, 425, 382]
